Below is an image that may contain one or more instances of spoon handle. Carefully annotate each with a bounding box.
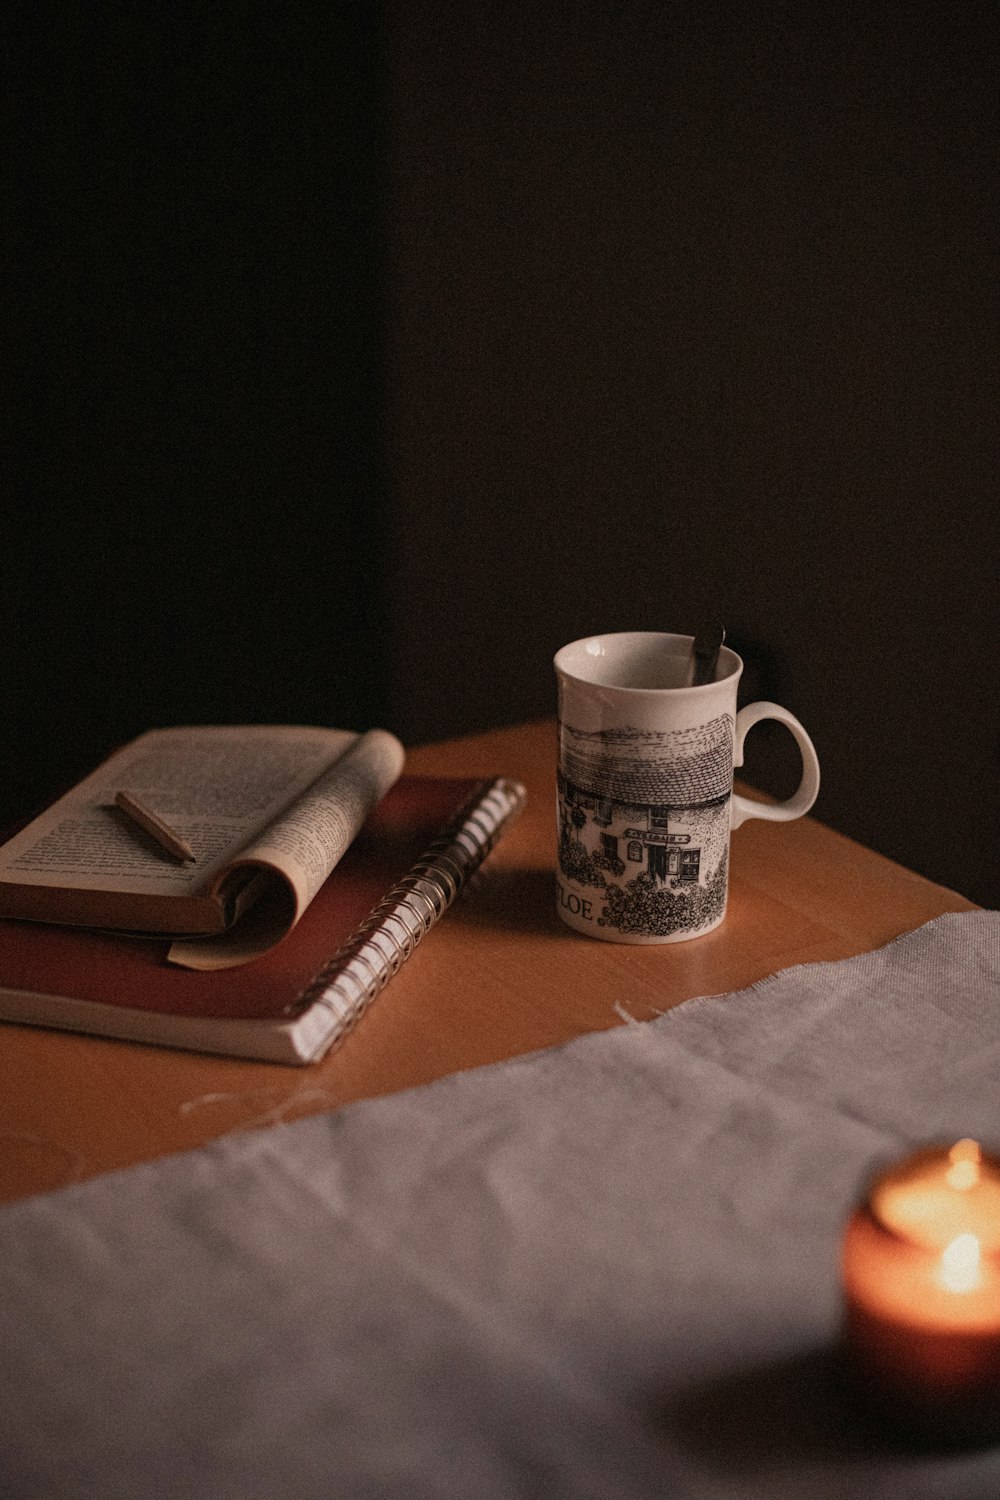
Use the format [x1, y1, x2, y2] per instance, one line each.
[690, 622, 726, 686]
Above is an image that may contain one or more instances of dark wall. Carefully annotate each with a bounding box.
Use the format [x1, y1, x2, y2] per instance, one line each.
[383, 3, 999, 906]
[3, 7, 388, 824]
[5, 6, 997, 910]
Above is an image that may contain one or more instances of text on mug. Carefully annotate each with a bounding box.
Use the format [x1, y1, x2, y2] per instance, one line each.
[557, 881, 594, 921]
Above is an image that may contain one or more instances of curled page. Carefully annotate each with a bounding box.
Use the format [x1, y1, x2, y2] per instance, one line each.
[167, 730, 406, 971]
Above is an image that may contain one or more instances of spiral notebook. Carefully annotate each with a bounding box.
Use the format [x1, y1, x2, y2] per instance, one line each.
[0, 776, 526, 1064]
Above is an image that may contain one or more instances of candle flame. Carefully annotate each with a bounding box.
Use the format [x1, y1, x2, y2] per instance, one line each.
[938, 1232, 982, 1293]
[946, 1138, 982, 1191]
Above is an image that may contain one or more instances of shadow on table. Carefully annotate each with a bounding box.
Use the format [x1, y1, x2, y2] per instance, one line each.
[649, 1346, 906, 1474]
[451, 865, 565, 939]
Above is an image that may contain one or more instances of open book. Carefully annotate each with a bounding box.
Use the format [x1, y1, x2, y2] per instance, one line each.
[0, 726, 405, 970]
[0, 774, 527, 1063]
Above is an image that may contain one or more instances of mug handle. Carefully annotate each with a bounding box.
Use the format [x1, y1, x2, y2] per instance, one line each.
[731, 702, 820, 829]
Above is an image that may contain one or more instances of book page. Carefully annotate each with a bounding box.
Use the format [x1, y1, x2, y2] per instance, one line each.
[0, 726, 359, 899]
[166, 729, 407, 970]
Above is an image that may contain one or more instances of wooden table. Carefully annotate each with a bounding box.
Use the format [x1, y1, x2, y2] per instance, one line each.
[0, 720, 975, 1205]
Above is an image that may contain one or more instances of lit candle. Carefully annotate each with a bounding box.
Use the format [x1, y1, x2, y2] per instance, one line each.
[841, 1140, 1000, 1446]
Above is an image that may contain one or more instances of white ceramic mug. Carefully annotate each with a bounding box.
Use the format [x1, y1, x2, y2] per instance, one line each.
[554, 631, 820, 943]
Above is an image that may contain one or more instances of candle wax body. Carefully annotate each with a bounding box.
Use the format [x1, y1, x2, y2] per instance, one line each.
[842, 1206, 1000, 1445]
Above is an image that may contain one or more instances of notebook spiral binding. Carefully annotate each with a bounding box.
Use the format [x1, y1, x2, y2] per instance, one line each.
[298, 777, 527, 1047]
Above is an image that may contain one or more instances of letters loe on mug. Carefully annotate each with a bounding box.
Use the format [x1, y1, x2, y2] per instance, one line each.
[556, 880, 594, 923]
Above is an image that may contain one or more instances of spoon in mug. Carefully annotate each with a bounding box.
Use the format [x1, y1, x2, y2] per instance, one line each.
[688, 622, 726, 686]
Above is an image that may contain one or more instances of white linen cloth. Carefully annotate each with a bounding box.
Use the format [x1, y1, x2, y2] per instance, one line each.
[1, 911, 998, 1499]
